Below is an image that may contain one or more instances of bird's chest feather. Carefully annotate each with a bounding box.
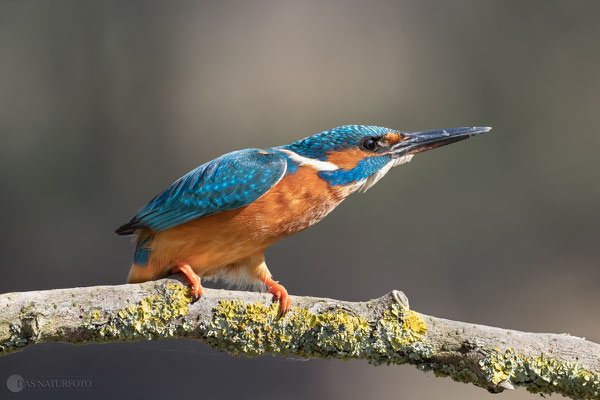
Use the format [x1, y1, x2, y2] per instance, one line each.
[237, 166, 345, 240]
[149, 166, 345, 270]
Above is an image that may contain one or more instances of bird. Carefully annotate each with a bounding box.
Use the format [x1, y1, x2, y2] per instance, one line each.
[116, 125, 491, 314]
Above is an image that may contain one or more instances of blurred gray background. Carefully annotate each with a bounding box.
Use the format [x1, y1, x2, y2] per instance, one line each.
[1, 1, 599, 399]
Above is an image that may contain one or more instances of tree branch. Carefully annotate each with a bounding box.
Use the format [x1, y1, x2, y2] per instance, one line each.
[1, 279, 598, 399]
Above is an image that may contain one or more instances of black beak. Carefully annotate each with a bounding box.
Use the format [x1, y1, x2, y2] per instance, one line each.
[390, 126, 492, 158]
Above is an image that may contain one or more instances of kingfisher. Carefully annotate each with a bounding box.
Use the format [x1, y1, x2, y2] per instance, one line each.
[116, 125, 491, 314]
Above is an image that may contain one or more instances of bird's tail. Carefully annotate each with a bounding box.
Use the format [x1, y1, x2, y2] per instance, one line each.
[126, 232, 157, 283]
[115, 217, 143, 236]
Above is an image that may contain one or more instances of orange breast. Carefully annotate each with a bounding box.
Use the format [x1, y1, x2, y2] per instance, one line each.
[243, 165, 345, 237]
[147, 166, 344, 274]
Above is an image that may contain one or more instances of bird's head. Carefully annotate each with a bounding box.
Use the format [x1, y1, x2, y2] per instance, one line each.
[280, 125, 491, 194]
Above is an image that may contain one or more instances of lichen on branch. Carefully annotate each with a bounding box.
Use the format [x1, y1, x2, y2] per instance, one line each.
[204, 299, 431, 363]
[0, 279, 598, 399]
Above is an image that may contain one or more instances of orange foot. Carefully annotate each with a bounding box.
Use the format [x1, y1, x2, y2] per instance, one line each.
[261, 276, 290, 315]
[171, 260, 203, 300]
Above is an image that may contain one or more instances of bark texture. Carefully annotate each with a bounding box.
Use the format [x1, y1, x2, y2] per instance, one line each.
[1, 279, 598, 399]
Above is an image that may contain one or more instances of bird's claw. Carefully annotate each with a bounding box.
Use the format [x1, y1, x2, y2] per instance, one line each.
[171, 261, 203, 302]
[265, 279, 290, 316]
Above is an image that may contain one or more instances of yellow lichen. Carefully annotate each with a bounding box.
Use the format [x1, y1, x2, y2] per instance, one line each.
[90, 310, 102, 321]
[204, 299, 433, 364]
[401, 309, 427, 340]
[97, 283, 192, 340]
[479, 348, 600, 399]
[370, 303, 433, 363]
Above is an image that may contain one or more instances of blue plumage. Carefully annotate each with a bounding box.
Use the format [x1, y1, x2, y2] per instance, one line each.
[133, 237, 152, 266]
[318, 154, 391, 186]
[285, 125, 395, 161]
[116, 148, 287, 234]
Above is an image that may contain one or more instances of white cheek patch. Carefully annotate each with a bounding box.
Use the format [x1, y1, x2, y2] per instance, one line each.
[277, 148, 339, 171]
[354, 154, 414, 193]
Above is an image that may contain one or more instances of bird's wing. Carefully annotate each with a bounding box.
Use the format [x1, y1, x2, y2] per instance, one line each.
[116, 148, 287, 234]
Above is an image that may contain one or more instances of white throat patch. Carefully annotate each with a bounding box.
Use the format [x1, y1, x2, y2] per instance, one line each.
[354, 154, 414, 193]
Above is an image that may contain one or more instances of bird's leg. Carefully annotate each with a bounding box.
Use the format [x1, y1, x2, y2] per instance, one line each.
[261, 276, 290, 315]
[245, 255, 291, 315]
[171, 260, 203, 299]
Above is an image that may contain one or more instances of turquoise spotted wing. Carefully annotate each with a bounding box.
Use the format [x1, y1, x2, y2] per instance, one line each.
[116, 149, 287, 234]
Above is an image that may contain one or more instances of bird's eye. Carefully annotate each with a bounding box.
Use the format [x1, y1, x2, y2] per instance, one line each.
[361, 137, 379, 152]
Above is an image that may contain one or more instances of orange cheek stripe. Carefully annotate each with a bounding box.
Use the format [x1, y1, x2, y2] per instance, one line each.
[326, 148, 365, 170]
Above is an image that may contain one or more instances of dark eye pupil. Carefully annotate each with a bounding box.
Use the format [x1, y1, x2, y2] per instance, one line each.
[363, 138, 377, 151]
